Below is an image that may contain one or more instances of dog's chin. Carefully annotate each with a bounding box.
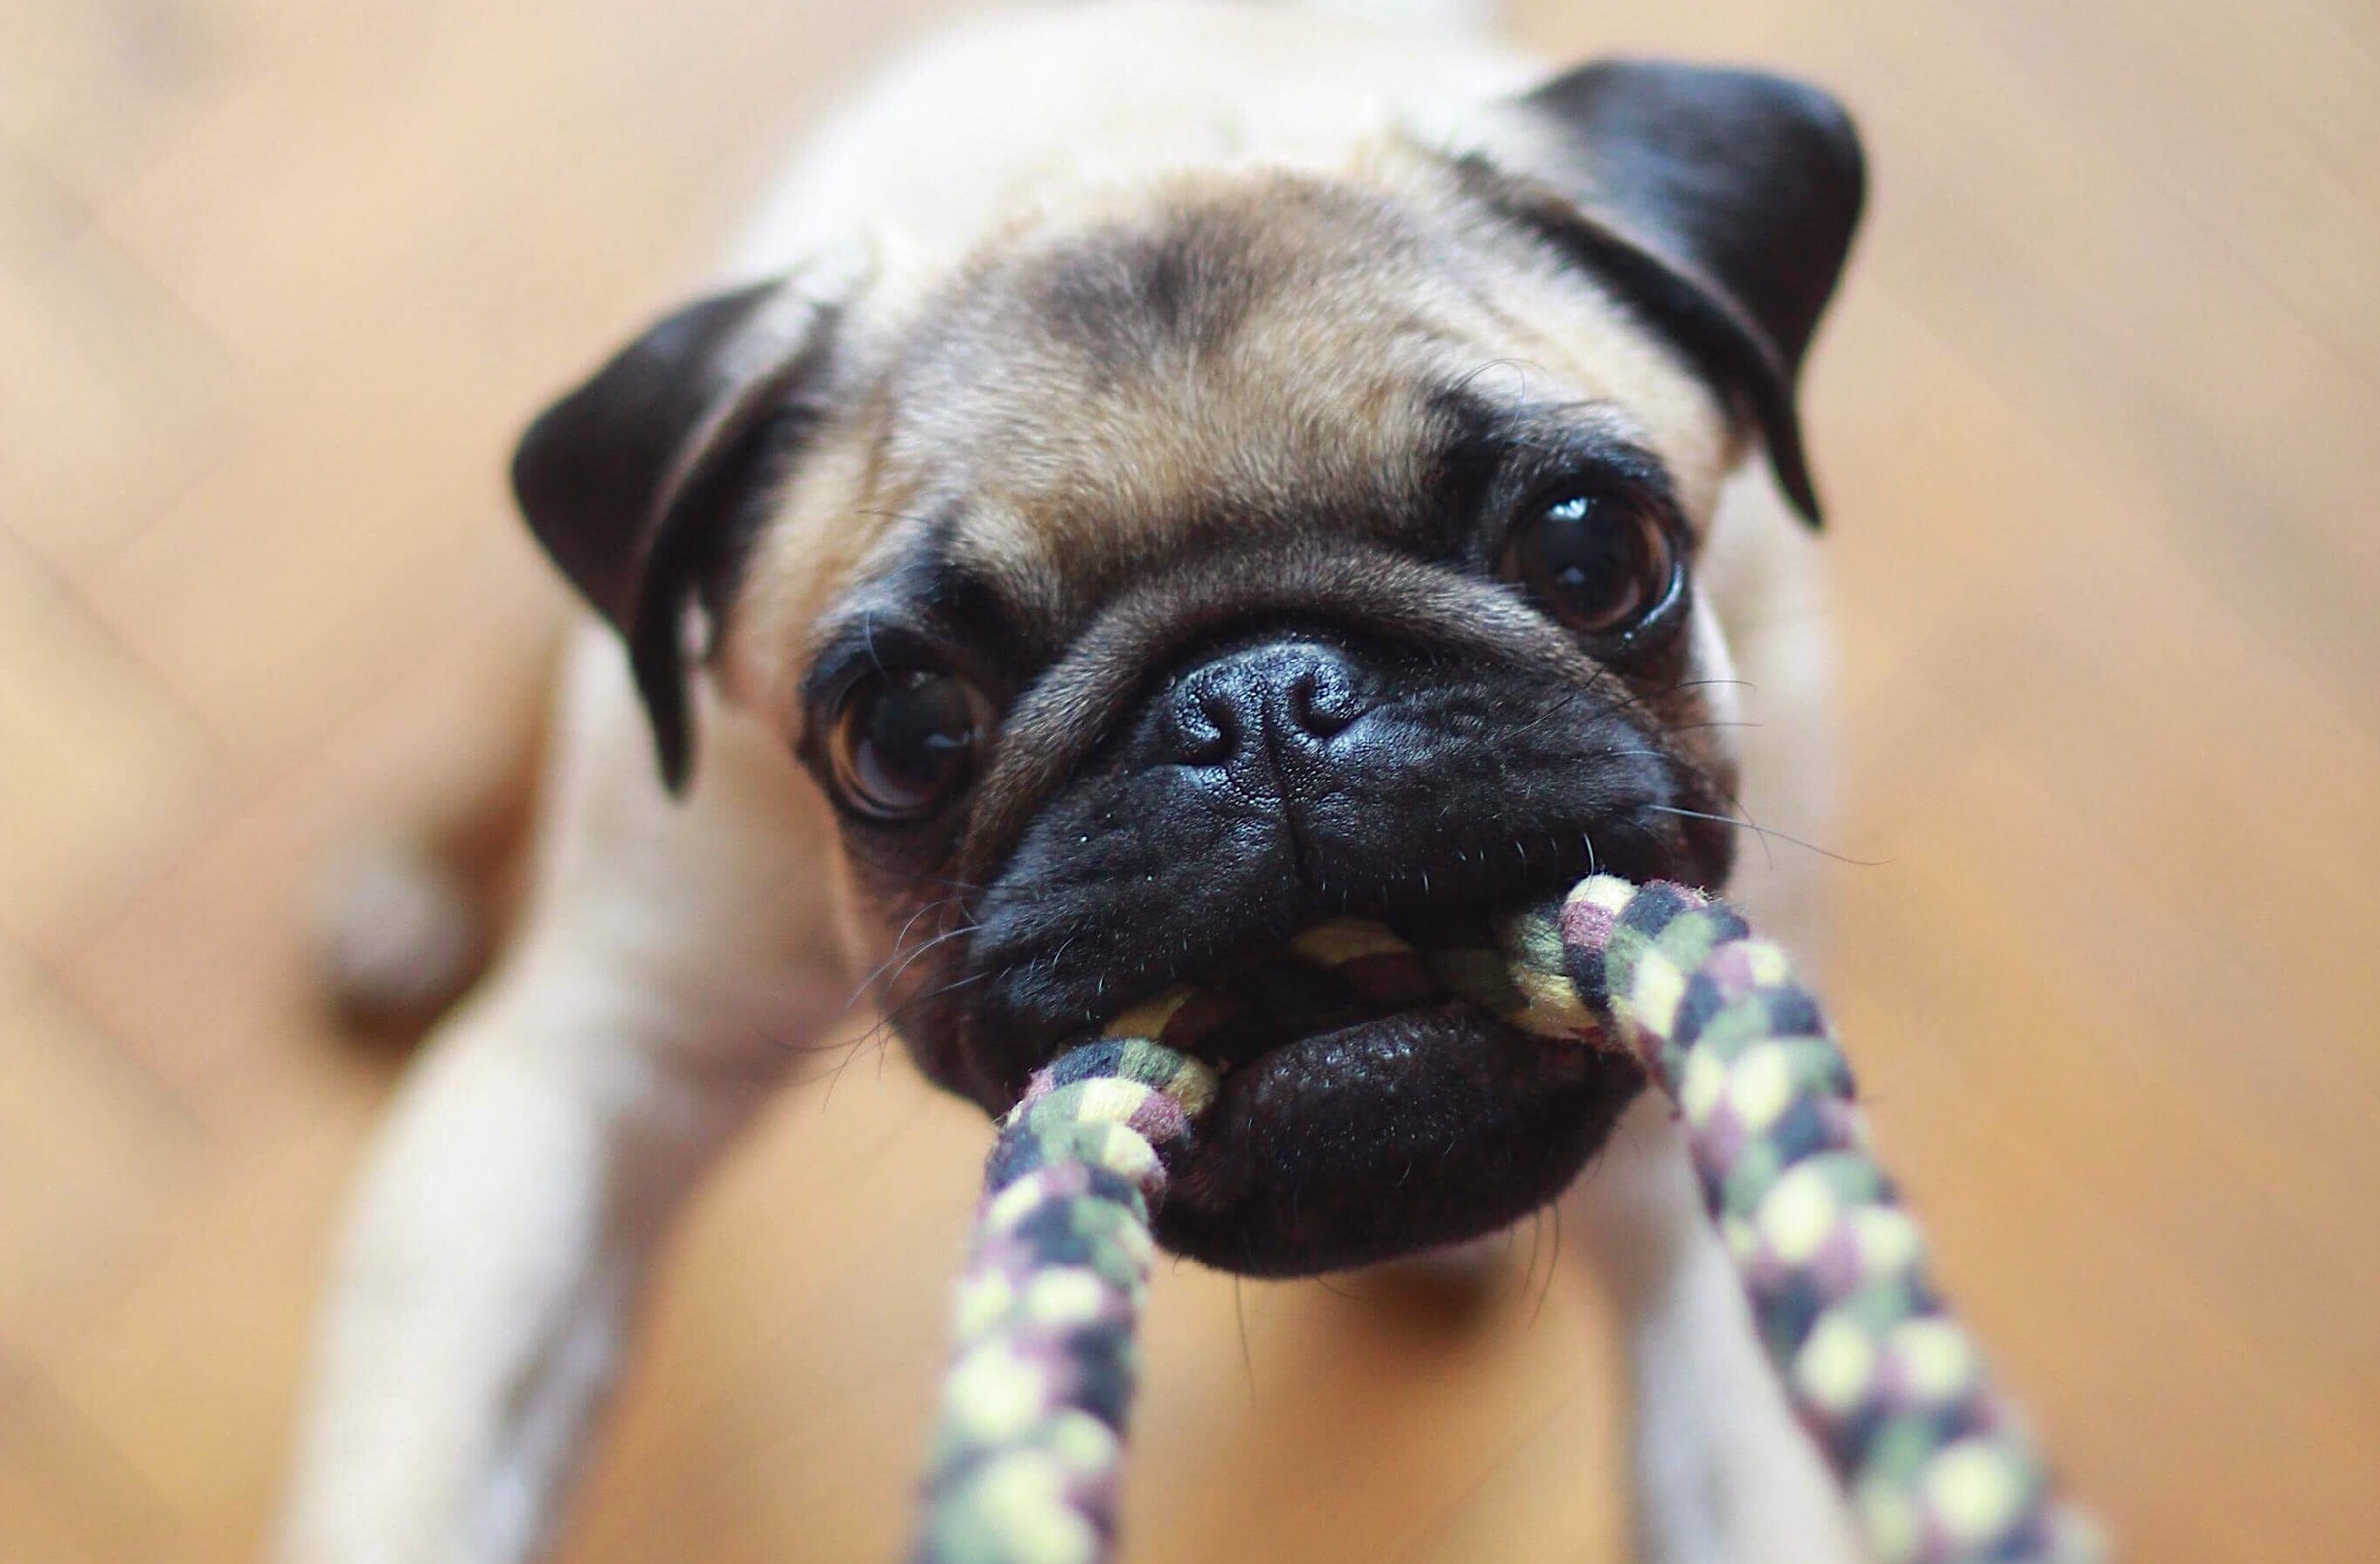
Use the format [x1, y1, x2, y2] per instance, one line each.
[1154, 1001, 1644, 1277]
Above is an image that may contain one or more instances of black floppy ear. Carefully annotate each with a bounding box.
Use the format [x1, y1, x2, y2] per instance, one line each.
[512, 277, 839, 790]
[1496, 60, 1865, 524]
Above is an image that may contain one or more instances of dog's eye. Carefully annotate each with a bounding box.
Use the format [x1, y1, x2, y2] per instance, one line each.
[1502, 492, 1679, 638]
[826, 670, 990, 821]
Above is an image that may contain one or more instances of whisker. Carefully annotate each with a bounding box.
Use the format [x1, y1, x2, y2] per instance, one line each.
[1648, 740, 1856, 879]
[1530, 1199, 1564, 1328]
[817, 968, 992, 1110]
[847, 893, 980, 1005]
[1521, 1206, 1546, 1308]
[1233, 1277, 1258, 1402]
[902, 870, 990, 894]
[1637, 804, 1888, 869]
[861, 919, 980, 1007]
[1448, 356, 1548, 398]
[888, 893, 965, 959]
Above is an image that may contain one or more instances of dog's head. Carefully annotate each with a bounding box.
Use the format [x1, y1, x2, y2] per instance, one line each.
[511, 59, 1862, 1275]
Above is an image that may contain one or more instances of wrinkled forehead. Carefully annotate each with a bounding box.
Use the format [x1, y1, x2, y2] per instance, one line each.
[865, 173, 1725, 638]
[717, 169, 1738, 713]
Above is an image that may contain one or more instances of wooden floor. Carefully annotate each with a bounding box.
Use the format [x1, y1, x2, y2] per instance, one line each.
[4, 0, 2376, 1559]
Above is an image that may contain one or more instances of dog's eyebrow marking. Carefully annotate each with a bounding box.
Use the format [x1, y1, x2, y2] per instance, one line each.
[801, 614, 903, 709]
[1418, 386, 1687, 561]
[800, 513, 1061, 717]
[896, 515, 1053, 660]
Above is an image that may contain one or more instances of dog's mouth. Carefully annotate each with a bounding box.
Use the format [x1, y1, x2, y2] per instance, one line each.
[1074, 847, 1655, 1277]
[936, 793, 1723, 1278]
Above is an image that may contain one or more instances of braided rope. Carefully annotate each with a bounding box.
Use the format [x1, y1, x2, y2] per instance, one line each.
[913, 876, 2102, 1564]
[1545, 878, 2103, 1564]
[913, 1039, 1216, 1564]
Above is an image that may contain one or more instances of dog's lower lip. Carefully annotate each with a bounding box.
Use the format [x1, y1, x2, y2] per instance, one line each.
[1112, 889, 1645, 1276]
[1149, 1001, 1642, 1277]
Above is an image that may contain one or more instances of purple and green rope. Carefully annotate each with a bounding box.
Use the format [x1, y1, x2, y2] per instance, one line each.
[912, 1037, 1215, 1564]
[913, 876, 2102, 1564]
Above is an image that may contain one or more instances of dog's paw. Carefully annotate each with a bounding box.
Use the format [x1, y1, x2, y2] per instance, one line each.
[311, 835, 485, 1031]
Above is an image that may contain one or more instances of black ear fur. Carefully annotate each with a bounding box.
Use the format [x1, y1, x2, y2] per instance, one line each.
[1500, 60, 1865, 524]
[512, 279, 835, 789]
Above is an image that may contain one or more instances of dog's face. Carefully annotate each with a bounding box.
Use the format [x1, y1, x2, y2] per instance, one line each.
[512, 60, 1863, 1275]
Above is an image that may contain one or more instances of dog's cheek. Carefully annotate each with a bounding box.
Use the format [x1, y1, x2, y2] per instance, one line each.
[826, 848, 891, 1000]
[1678, 592, 1747, 798]
[821, 844, 979, 1099]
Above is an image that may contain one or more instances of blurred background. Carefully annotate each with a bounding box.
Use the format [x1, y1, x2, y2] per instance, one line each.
[3, 0, 2376, 1559]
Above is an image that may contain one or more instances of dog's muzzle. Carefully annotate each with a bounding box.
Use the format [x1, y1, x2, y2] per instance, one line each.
[932, 629, 1727, 1275]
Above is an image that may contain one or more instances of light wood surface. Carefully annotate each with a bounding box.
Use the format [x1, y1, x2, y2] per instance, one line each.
[3, 1, 2374, 1560]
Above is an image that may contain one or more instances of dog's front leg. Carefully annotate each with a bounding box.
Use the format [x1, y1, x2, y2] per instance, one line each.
[273, 961, 789, 1564]
[277, 632, 848, 1564]
[1567, 1094, 1866, 1564]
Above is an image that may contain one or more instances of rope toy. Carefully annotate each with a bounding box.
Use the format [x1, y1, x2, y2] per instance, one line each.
[913, 876, 2103, 1564]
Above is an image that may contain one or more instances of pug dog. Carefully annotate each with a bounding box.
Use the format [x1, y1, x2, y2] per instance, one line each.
[278, 2, 1865, 1560]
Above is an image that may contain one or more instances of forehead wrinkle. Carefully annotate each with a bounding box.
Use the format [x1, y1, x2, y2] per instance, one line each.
[888, 174, 1449, 431]
[942, 265, 1478, 566]
[945, 517, 1074, 651]
[947, 351, 1452, 639]
[1029, 198, 1278, 374]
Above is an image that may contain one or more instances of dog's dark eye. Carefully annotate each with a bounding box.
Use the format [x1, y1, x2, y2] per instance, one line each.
[1502, 492, 1679, 638]
[826, 669, 990, 821]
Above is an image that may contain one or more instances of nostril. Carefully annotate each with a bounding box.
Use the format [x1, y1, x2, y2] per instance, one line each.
[1164, 682, 1238, 765]
[1287, 667, 1362, 739]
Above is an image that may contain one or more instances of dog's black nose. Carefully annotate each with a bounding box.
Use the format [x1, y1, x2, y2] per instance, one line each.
[1162, 639, 1371, 771]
